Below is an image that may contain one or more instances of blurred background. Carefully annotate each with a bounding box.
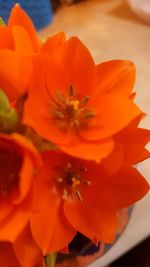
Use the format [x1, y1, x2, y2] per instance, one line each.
[1, 0, 150, 266]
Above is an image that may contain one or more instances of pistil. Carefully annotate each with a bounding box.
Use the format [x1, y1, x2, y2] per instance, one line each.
[53, 85, 95, 129]
[56, 162, 91, 202]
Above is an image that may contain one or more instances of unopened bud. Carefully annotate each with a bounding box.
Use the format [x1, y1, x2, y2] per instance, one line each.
[0, 17, 6, 27]
[0, 89, 10, 111]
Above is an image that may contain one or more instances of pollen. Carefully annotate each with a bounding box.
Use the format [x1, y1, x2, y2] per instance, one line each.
[72, 177, 81, 187]
[69, 100, 80, 110]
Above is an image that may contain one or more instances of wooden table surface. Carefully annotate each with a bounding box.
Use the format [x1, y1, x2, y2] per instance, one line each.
[39, 0, 150, 265]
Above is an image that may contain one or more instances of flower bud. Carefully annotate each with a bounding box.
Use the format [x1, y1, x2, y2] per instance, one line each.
[0, 90, 19, 132]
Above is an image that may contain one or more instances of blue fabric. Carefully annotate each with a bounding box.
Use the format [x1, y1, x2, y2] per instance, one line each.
[0, 0, 53, 30]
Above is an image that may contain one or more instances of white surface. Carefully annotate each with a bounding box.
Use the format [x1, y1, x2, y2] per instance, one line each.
[127, 0, 150, 23]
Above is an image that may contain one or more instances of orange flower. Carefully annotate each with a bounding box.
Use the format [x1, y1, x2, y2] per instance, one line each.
[0, 5, 67, 101]
[13, 224, 44, 267]
[0, 241, 45, 267]
[0, 4, 40, 101]
[29, 151, 149, 254]
[114, 116, 150, 165]
[0, 133, 41, 242]
[100, 116, 150, 176]
[24, 37, 142, 162]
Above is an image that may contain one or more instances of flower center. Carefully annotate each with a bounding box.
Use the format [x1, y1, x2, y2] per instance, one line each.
[55, 162, 91, 202]
[53, 85, 95, 129]
[0, 140, 23, 198]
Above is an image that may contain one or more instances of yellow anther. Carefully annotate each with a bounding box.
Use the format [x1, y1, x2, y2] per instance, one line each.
[62, 189, 68, 200]
[72, 177, 80, 187]
[76, 190, 83, 202]
[69, 100, 80, 110]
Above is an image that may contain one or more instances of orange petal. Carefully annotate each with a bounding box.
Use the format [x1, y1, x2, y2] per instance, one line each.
[0, 50, 33, 100]
[13, 224, 43, 267]
[11, 133, 42, 168]
[0, 27, 14, 49]
[31, 152, 58, 211]
[59, 136, 114, 162]
[100, 144, 124, 175]
[114, 127, 150, 165]
[0, 190, 32, 242]
[11, 155, 34, 204]
[61, 37, 95, 96]
[0, 198, 13, 221]
[35, 259, 46, 267]
[115, 127, 150, 146]
[24, 94, 72, 145]
[80, 94, 142, 140]
[30, 200, 76, 254]
[64, 185, 117, 243]
[8, 4, 40, 52]
[0, 242, 20, 267]
[12, 25, 34, 52]
[123, 144, 150, 165]
[23, 58, 72, 145]
[94, 60, 135, 96]
[105, 165, 149, 209]
[41, 32, 66, 60]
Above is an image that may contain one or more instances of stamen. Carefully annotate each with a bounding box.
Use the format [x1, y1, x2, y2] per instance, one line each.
[69, 100, 80, 110]
[66, 163, 72, 169]
[72, 177, 80, 188]
[80, 96, 90, 105]
[74, 120, 80, 128]
[56, 91, 66, 105]
[83, 111, 96, 118]
[54, 110, 65, 119]
[83, 179, 91, 186]
[56, 177, 63, 183]
[69, 85, 75, 97]
[76, 190, 83, 202]
[62, 189, 68, 200]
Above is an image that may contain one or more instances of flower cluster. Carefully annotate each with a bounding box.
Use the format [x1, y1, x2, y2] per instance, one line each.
[0, 4, 149, 267]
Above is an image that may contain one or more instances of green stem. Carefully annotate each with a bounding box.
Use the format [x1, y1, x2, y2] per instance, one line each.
[45, 253, 57, 267]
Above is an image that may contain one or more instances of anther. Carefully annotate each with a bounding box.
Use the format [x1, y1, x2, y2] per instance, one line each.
[66, 163, 72, 169]
[69, 100, 80, 110]
[69, 85, 75, 97]
[83, 111, 96, 118]
[80, 96, 90, 105]
[80, 167, 87, 172]
[72, 177, 80, 188]
[54, 110, 65, 119]
[83, 179, 91, 186]
[62, 189, 68, 200]
[76, 190, 83, 202]
[56, 177, 63, 183]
